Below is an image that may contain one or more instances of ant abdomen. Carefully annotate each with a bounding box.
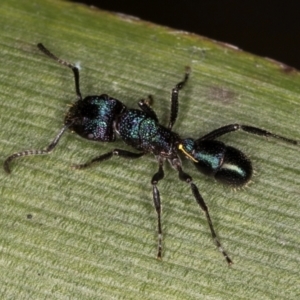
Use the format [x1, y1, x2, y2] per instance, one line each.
[213, 144, 252, 187]
[184, 139, 253, 187]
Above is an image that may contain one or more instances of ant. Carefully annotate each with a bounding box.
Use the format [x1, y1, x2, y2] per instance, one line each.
[4, 44, 298, 265]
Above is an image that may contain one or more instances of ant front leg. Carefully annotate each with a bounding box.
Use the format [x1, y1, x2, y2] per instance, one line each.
[138, 95, 158, 122]
[170, 157, 233, 265]
[72, 149, 144, 169]
[151, 158, 165, 259]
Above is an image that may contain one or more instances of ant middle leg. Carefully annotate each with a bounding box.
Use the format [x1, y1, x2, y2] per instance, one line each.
[151, 158, 165, 259]
[168, 67, 190, 130]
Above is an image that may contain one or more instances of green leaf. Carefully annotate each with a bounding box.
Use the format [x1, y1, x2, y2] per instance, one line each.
[1, 0, 299, 299]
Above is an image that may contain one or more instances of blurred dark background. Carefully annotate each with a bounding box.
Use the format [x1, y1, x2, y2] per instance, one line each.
[72, 1, 300, 69]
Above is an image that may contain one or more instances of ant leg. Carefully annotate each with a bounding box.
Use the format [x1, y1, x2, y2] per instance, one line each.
[170, 158, 233, 265]
[75, 150, 165, 259]
[151, 159, 165, 259]
[139, 95, 154, 107]
[72, 149, 144, 169]
[198, 123, 298, 145]
[138, 95, 158, 122]
[3, 124, 70, 174]
[37, 43, 82, 101]
[169, 67, 190, 130]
